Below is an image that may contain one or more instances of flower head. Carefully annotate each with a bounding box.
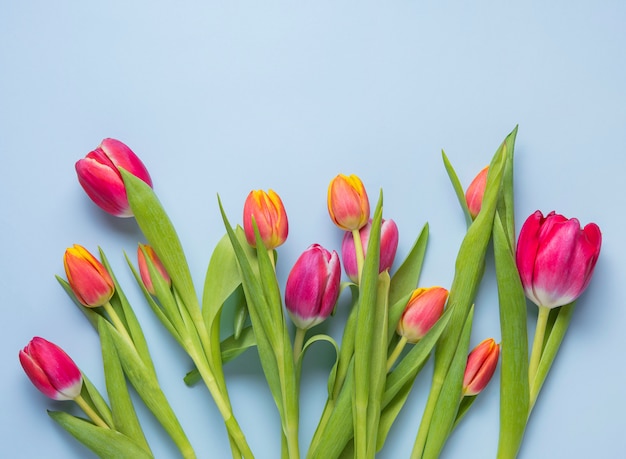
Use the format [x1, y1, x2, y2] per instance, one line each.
[243, 189, 288, 249]
[397, 287, 448, 343]
[19, 337, 83, 401]
[64, 244, 114, 307]
[462, 338, 500, 396]
[137, 244, 171, 295]
[285, 244, 341, 330]
[465, 166, 489, 219]
[341, 218, 399, 283]
[516, 210, 602, 309]
[75, 138, 153, 217]
[327, 174, 370, 231]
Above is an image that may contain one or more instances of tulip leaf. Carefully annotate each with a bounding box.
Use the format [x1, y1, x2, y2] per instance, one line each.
[493, 212, 529, 459]
[352, 190, 384, 459]
[125, 252, 185, 348]
[421, 306, 474, 459]
[79, 374, 114, 429]
[296, 334, 339, 396]
[376, 304, 454, 452]
[56, 275, 101, 329]
[386, 291, 413, 346]
[121, 169, 202, 331]
[413, 127, 515, 458]
[102, 319, 195, 458]
[388, 222, 429, 307]
[442, 150, 473, 227]
[98, 316, 151, 454]
[530, 301, 576, 411]
[99, 248, 157, 379]
[48, 411, 153, 459]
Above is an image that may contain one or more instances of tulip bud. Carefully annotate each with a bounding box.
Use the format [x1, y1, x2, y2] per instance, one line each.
[64, 244, 115, 307]
[341, 218, 399, 283]
[285, 244, 341, 330]
[75, 138, 153, 217]
[516, 210, 602, 309]
[397, 287, 448, 343]
[137, 244, 171, 295]
[465, 166, 489, 219]
[243, 189, 289, 249]
[19, 337, 83, 401]
[327, 174, 370, 231]
[462, 338, 500, 396]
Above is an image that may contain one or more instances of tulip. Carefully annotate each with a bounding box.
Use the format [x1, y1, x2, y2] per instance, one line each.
[516, 210, 602, 309]
[19, 337, 83, 400]
[397, 287, 448, 343]
[243, 189, 288, 249]
[64, 244, 115, 307]
[285, 244, 341, 330]
[138, 244, 171, 295]
[327, 174, 370, 231]
[75, 138, 153, 217]
[465, 166, 489, 219]
[462, 338, 500, 396]
[341, 218, 399, 283]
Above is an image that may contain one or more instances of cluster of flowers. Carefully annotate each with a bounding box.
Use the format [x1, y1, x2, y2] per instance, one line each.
[19, 131, 601, 458]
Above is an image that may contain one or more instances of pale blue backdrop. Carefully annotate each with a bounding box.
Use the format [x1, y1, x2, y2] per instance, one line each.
[1, 1, 624, 458]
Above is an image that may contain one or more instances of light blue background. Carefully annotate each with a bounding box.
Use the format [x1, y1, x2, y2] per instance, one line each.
[1, 1, 624, 458]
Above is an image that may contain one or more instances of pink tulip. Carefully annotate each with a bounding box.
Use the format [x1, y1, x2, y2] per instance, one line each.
[137, 244, 171, 295]
[285, 244, 341, 330]
[64, 244, 115, 307]
[76, 138, 153, 217]
[462, 338, 500, 396]
[516, 210, 602, 309]
[465, 166, 489, 219]
[397, 287, 448, 343]
[243, 189, 288, 249]
[19, 337, 83, 401]
[327, 174, 370, 231]
[341, 218, 399, 283]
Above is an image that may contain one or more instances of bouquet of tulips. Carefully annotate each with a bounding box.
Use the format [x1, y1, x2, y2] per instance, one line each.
[18, 127, 602, 458]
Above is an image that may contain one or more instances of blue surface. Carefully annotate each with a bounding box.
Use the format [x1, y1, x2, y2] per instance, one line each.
[2, 2, 625, 458]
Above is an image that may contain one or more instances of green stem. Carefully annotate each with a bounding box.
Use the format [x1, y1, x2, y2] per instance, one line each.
[102, 301, 135, 348]
[189, 347, 254, 459]
[352, 229, 365, 284]
[528, 306, 550, 385]
[410, 371, 444, 459]
[74, 394, 110, 429]
[275, 345, 300, 459]
[386, 336, 408, 372]
[293, 327, 306, 363]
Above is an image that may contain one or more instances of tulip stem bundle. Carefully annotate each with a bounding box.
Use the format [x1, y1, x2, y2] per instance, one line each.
[19, 132, 602, 459]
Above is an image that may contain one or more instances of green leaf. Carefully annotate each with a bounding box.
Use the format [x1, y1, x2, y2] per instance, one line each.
[494, 212, 529, 459]
[352, 191, 384, 459]
[296, 334, 340, 398]
[48, 411, 154, 459]
[103, 319, 195, 458]
[421, 307, 474, 459]
[530, 301, 576, 411]
[56, 275, 102, 329]
[442, 150, 473, 226]
[79, 375, 114, 428]
[388, 222, 429, 307]
[413, 127, 515, 459]
[98, 317, 151, 454]
[99, 248, 157, 379]
[121, 169, 201, 322]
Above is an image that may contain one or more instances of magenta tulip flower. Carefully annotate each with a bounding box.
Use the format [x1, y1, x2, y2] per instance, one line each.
[516, 210, 602, 309]
[285, 244, 341, 330]
[341, 218, 399, 283]
[76, 138, 153, 217]
[19, 337, 83, 401]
